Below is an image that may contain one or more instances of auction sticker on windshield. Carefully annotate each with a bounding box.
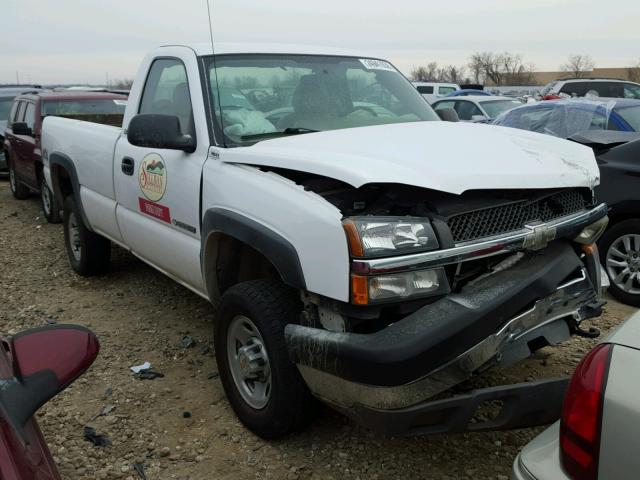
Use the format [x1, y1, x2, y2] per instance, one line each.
[139, 153, 167, 202]
[359, 59, 396, 72]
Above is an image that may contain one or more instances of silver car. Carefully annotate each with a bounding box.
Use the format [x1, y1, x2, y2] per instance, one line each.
[512, 310, 640, 480]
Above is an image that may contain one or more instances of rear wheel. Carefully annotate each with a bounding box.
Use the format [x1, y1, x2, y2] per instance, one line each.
[41, 175, 61, 223]
[600, 219, 640, 307]
[8, 160, 29, 200]
[63, 195, 111, 276]
[214, 279, 317, 439]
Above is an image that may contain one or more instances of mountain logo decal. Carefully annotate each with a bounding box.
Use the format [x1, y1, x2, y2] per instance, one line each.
[139, 153, 167, 202]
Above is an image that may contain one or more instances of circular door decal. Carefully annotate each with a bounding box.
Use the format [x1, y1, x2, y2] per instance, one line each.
[139, 153, 167, 202]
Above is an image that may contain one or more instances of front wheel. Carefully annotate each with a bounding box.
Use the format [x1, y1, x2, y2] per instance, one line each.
[600, 219, 640, 307]
[63, 195, 111, 276]
[41, 175, 61, 223]
[214, 279, 317, 439]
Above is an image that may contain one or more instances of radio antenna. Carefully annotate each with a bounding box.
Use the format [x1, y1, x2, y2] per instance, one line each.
[205, 0, 225, 144]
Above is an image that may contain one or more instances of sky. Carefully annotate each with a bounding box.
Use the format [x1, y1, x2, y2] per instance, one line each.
[0, 0, 638, 85]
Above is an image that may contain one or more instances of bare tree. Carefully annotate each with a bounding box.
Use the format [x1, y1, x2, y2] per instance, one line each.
[561, 54, 595, 78]
[627, 60, 640, 83]
[411, 62, 440, 82]
[468, 52, 535, 85]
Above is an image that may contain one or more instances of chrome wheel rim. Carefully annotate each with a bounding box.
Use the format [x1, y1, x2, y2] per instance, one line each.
[606, 234, 640, 295]
[9, 167, 16, 192]
[67, 211, 82, 262]
[41, 178, 52, 216]
[226, 315, 271, 409]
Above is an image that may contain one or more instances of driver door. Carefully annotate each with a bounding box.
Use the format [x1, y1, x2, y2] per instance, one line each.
[114, 57, 207, 294]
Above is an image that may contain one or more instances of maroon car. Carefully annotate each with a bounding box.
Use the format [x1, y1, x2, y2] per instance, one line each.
[0, 325, 99, 479]
[3, 92, 126, 222]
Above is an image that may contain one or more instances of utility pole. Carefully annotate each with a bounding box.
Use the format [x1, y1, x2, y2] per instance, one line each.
[16, 71, 19, 84]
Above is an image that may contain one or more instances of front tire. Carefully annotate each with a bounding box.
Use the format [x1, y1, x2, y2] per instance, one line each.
[8, 159, 29, 200]
[600, 219, 640, 307]
[41, 175, 61, 223]
[63, 195, 111, 276]
[214, 279, 317, 439]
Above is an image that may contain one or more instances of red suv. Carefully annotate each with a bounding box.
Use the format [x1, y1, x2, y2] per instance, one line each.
[3, 91, 126, 222]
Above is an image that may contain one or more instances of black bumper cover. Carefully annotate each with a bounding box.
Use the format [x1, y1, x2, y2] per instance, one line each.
[285, 241, 586, 387]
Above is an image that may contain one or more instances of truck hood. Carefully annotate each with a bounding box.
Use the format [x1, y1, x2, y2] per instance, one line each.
[221, 121, 599, 195]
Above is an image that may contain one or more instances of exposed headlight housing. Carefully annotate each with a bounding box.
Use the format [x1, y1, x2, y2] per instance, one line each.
[574, 216, 609, 245]
[343, 217, 439, 258]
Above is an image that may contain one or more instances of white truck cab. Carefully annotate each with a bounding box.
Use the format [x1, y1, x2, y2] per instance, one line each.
[42, 43, 608, 439]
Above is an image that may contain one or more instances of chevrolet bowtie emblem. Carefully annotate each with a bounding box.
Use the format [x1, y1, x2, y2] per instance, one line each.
[523, 222, 557, 251]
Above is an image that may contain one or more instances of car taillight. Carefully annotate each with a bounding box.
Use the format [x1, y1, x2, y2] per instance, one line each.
[560, 343, 612, 480]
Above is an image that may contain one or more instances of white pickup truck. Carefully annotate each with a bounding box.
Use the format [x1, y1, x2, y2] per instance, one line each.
[42, 43, 608, 439]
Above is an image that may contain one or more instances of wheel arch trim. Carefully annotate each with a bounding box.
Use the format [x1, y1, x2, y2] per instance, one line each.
[201, 207, 307, 300]
[49, 152, 92, 230]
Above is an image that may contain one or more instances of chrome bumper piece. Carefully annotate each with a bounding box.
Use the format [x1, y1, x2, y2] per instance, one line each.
[299, 266, 598, 411]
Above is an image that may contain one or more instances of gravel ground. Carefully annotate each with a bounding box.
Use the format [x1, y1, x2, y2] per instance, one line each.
[0, 179, 637, 480]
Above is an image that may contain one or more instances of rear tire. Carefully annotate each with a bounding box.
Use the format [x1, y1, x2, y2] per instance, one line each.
[63, 195, 111, 276]
[41, 175, 61, 223]
[214, 279, 317, 439]
[599, 219, 640, 307]
[8, 159, 29, 200]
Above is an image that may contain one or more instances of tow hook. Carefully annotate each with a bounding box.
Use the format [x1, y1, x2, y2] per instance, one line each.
[574, 324, 601, 339]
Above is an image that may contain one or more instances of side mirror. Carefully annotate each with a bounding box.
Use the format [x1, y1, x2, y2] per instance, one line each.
[12, 122, 33, 136]
[127, 114, 196, 153]
[436, 108, 460, 122]
[1, 325, 99, 435]
[471, 115, 488, 122]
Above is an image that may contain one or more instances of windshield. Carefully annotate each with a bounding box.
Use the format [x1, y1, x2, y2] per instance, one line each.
[0, 98, 14, 121]
[42, 99, 126, 116]
[204, 54, 439, 145]
[480, 99, 523, 118]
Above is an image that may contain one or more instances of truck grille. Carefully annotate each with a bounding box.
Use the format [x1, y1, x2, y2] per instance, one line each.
[447, 189, 588, 243]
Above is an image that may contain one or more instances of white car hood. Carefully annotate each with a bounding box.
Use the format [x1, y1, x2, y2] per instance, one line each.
[222, 121, 599, 195]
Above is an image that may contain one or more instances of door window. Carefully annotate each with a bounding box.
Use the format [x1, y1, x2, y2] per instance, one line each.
[438, 86, 457, 96]
[416, 86, 434, 94]
[454, 101, 483, 120]
[24, 103, 36, 132]
[433, 100, 455, 111]
[139, 58, 194, 137]
[623, 83, 640, 99]
[14, 101, 26, 124]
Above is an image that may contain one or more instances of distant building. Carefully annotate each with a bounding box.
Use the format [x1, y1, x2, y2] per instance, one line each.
[531, 68, 636, 86]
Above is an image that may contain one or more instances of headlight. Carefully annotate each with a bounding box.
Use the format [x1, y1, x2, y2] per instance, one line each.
[343, 217, 439, 258]
[351, 268, 449, 305]
[574, 216, 609, 245]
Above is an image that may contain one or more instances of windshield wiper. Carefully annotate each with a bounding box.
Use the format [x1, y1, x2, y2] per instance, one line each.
[241, 127, 318, 141]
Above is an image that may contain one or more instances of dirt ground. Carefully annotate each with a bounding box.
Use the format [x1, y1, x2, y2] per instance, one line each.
[0, 179, 637, 480]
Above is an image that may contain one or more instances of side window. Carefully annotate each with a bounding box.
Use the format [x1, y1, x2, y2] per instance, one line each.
[438, 86, 456, 96]
[560, 82, 587, 97]
[454, 101, 482, 120]
[623, 83, 640, 99]
[139, 58, 194, 137]
[14, 101, 26, 124]
[24, 103, 36, 131]
[417, 86, 434, 94]
[433, 100, 455, 111]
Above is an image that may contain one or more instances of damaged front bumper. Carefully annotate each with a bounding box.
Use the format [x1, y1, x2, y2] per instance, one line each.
[286, 227, 604, 435]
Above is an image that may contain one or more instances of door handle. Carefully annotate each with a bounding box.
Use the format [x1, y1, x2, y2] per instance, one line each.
[121, 157, 135, 176]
